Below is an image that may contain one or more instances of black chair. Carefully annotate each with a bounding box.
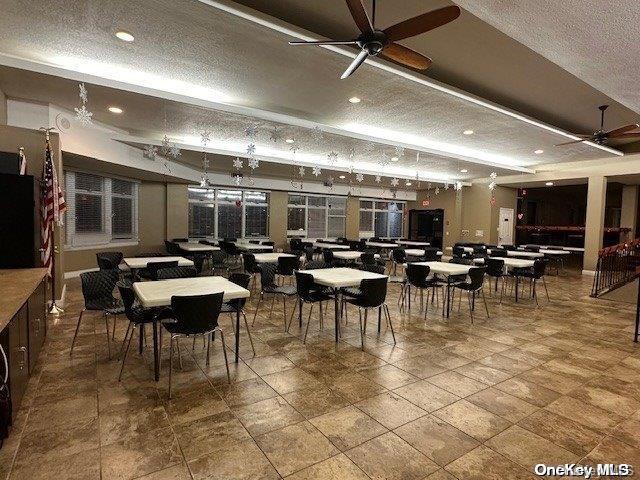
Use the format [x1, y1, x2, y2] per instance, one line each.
[163, 292, 229, 397]
[277, 256, 301, 284]
[390, 248, 406, 276]
[452, 246, 469, 258]
[303, 245, 315, 263]
[359, 264, 385, 274]
[164, 240, 180, 255]
[220, 273, 255, 356]
[96, 252, 123, 270]
[360, 252, 376, 266]
[156, 266, 198, 280]
[404, 263, 443, 318]
[423, 247, 441, 262]
[525, 246, 541, 253]
[485, 258, 506, 303]
[304, 260, 328, 270]
[135, 252, 165, 257]
[472, 245, 487, 257]
[322, 249, 335, 265]
[141, 261, 179, 281]
[187, 254, 205, 275]
[242, 253, 260, 291]
[219, 241, 242, 269]
[71, 270, 123, 359]
[293, 271, 334, 342]
[344, 277, 396, 349]
[489, 248, 508, 258]
[511, 259, 549, 304]
[251, 263, 297, 330]
[290, 238, 303, 253]
[262, 241, 275, 247]
[453, 267, 489, 322]
[210, 250, 230, 276]
[223, 237, 238, 243]
[172, 238, 188, 242]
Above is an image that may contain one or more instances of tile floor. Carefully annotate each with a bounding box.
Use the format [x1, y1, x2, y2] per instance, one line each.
[0, 270, 639, 479]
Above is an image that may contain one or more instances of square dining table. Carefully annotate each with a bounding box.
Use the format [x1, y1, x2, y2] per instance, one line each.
[234, 242, 274, 252]
[332, 251, 380, 262]
[123, 256, 194, 274]
[253, 252, 296, 263]
[176, 242, 220, 252]
[397, 240, 430, 247]
[405, 249, 444, 257]
[304, 267, 388, 341]
[133, 276, 251, 380]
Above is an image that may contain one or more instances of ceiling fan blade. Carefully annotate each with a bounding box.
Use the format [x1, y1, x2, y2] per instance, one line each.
[289, 39, 358, 46]
[607, 123, 640, 137]
[609, 132, 640, 139]
[555, 138, 591, 147]
[383, 6, 461, 42]
[341, 50, 369, 79]
[345, 0, 373, 33]
[382, 43, 432, 70]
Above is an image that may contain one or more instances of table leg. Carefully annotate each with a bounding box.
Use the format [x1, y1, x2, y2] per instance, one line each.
[334, 289, 339, 342]
[446, 282, 451, 318]
[235, 306, 240, 363]
[152, 321, 159, 382]
[299, 298, 303, 328]
[515, 276, 519, 302]
[139, 324, 144, 354]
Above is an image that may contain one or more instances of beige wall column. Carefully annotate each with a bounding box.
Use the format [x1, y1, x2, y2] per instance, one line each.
[621, 185, 639, 241]
[346, 195, 360, 239]
[583, 175, 607, 272]
[0, 89, 6, 125]
[269, 191, 288, 250]
[166, 183, 188, 240]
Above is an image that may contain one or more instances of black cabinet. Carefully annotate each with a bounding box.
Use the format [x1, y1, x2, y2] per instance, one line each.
[408, 209, 444, 248]
[8, 306, 28, 416]
[27, 280, 46, 373]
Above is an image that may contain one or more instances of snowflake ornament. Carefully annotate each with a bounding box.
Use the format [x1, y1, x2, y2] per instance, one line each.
[489, 172, 498, 180]
[435, 187, 440, 196]
[202, 157, 210, 169]
[289, 144, 299, 155]
[143, 144, 157, 160]
[161, 135, 171, 154]
[444, 182, 450, 190]
[269, 126, 282, 142]
[454, 181, 463, 191]
[379, 152, 390, 167]
[200, 131, 211, 146]
[375, 175, 382, 183]
[74, 105, 93, 125]
[363, 141, 376, 153]
[200, 175, 211, 188]
[248, 157, 259, 170]
[297, 166, 305, 177]
[311, 126, 323, 143]
[395, 145, 405, 158]
[246, 143, 256, 156]
[244, 124, 258, 138]
[488, 181, 497, 191]
[390, 177, 399, 187]
[233, 157, 243, 170]
[78, 83, 88, 104]
[168, 145, 181, 159]
[327, 151, 338, 165]
[348, 147, 356, 161]
[356, 173, 364, 183]
[312, 166, 322, 177]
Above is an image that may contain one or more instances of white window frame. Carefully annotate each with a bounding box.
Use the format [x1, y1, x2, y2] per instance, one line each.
[359, 198, 406, 239]
[187, 187, 270, 240]
[286, 193, 346, 239]
[64, 170, 139, 249]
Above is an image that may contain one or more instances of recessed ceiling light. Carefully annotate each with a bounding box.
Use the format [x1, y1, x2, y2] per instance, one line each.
[115, 30, 135, 42]
[534, 149, 544, 154]
[108, 106, 123, 114]
[460, 169, 468, 173]
[391, 157, 399, 162]
[348, 96, 361, 104]
[339, 175, 346, 179]
[545, 181, 554, 186]
[405, 182, 412, 186]
[463, 129, 474, 135]
[285, 138, 294, 144]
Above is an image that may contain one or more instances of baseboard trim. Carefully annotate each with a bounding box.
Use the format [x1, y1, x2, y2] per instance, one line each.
[581, 269, 596, 276]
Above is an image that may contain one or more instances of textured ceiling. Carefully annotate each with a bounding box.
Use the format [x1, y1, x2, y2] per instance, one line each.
[454, 0, 640, 115]
[0, 0, 629, 181]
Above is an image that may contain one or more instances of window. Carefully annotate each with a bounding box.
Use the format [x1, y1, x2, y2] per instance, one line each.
[187, 187, 269, 239]
[287, 194, 346, 238]
[65, 171, 138, 247]
[359, 199, 405, 238]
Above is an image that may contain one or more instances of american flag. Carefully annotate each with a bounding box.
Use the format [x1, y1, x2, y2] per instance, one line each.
[40, 138, 66, 276]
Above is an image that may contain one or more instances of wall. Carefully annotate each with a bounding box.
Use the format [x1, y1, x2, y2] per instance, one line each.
[0, 89, 6, 125]
[489, 185, 518, 244]
[269, 191, 288, 249]
[346, 196, 360, 239]
[166, 184, 188, 240]
[407, 188, 460, 248]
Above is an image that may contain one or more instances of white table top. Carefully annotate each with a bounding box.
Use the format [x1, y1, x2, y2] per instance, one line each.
[124, 257, 194, 269]
[332, 251, 381, 260]
[407, 261, 473, 276]
[488, 249, 543, 259]
[521, 244, 584, 253]
[176, 242, 220, 252]
[234, 243, 274, 251]
[445, 246, 474, 253]
[305, 267, 387, 288]
[253, 253, 296, 263]
[366, 241, 399, 248]
[133, 276, 250, 308]
[397, 240, 430, 247]
[314, 242, 350, 250]
[540, 249, 571, 255]
[405, 249, 443, 257]
[474, 257, 535, 268]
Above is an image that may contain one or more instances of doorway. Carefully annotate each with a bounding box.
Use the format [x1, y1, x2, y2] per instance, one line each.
[408, 209, 444, 248]
[498, 207, 514, 245]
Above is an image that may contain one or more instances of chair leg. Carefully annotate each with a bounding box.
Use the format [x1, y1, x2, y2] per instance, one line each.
[319, 301, 324, 331]
[168, 336, 174, 399]
[467, 291, 474, 324]
[206, 333, 211, 366]
[357, 308, 365, 350]
[176, 339, 183, 370]
[104, 312, 111, 360]
[118, 322, 133, 359]
[218, 330, 231, 384]
[251, 293, 263, 326]
[70, 309, 85, 356]
[543, 276, 550, 301]
[303, 302, 314, 344]
[481, 288, 490, 318]
[112, 315, 117, 340]
[282, 296, 287, 331]
[242, 311, 256, 356]
[118, 324, 135, 382]
[384, 304, 396, 344]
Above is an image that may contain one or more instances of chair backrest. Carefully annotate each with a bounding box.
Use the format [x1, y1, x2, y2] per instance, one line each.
[525, 246, 541, 252]
[358, 277, 388, 307]
[290, 238, 303, 252]
[360, 252, 376, 265]
[533, 259, 547, 278]
[156, 266, 197, 280]
[468, 267, 486, 289]
[304, 245, 314, 261]
[391, 248, 406, 263]
[80, 269, 119, 306]
[295, 271, 316, 300]
[96, 252, 123, 270]
[450, 257, 472, 265]
[485, 258, 505, 277]
[502, 244, 516, 251]
[278, 256, 301, 275]
[172, 238, 188, 242]
[304, 260, 328, 270]
[148, 261, 179, 280]
[322, 250, 334, 264]
[452, 246, 467, 258]
[489, 249, 508, 258]
[360, 264, 385, 274]
[136, 252, 165, 257]
[210, 250, 227, 265]
[262, 241, 275, 246]
[243, 253, 258, 273]
[259, 263, 277, 289]
[116, 279, 136, 319]
[224, 237, 237, 243]
[164, 240, 180, 255]
[228, 273, 251, 309]
[423, 247, 440, 261]
[171, 292, 224, 335]
[406, 263, 431, 288]
[191, 254, 205, 274]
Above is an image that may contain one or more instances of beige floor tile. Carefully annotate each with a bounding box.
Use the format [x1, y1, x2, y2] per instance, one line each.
[282, 387, 350, 419]
[545, 396, 624, 433]
[393, 380, 460, 412]
[355, 391, 426, 429]
[133, 463, 193, 480]
[310, 405, 387, 451]
[492, 377, 560, 407]
[583, 436, 640, 467]
[284, 453, 369, 480]
[9, 447, 100, 480]
[358, 364, 420, 389]
[326, 372, 387, 402]
[466, 388, 538, 423]
[445, 445, 535, 480]
[426, 371, 489, 397]
[234, 396, 304, 436]
[262, 367, 324, 395]
[568, 385, 640, 417]
[217, 377, 278, 408]
[432, 400, 511, 442]
[246, 354, 296, 376]
[164, 388, 229, 425]
[454, 362, 513, 385]
[518, 367, 582, 393]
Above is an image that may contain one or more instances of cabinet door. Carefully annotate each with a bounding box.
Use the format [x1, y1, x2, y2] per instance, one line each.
[27, 280, 46, 372]
[8, 306, 28, 416]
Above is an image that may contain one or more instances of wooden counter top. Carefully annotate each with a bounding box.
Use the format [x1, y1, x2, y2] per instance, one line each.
[0, 268, 47, 331]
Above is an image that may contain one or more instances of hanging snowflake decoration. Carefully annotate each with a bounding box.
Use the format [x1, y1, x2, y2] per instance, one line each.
[489, 172, 498, 180]
[298, 166, 305, 177]
[269, 126, 282, 142]
[200, 131, 211, 146]
[391, 189, 398, 199]
[289, 144, 299, 155]
[454, 181, 463, 191]
[379, 152, 390, 167]
[74, 105, 93, 125]
[375, 175, 382, 183]
[427, 182, 432, 190]
[143, 144, 157, 160]
[395, 145, 405, 158]
[490, 195, 497, 206]
[435, 187, 440, 196]
[244, 124, 258, 138]
[311, 126, 323, 143]
[246, 143, 256, 157]
[390, 177, 399, 187]
[233, 157, 243, 170]
[444, 182, 450, 190]
[78, 83, 88, 103]
[326, 176, 334, 190]
[202, 156, 210, 170]
[200, 175, 211, 188]
[161, 135, 171, 155]
[348, 147, 356, 161]
[488, 181, 497, 191]
[312, 166, 322, 177]
[168, 145, 181, 159]
[327, 151, 338, 165]
[363, 141, 376, 153]
[248, 157, 260, 170]
[355, 173, 364, 183]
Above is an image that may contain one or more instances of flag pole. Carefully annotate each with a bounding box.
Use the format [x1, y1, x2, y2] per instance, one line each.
[40, 127, 64, 315]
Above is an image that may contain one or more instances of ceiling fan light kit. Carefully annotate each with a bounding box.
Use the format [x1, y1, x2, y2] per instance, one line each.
[289, 0, 460, 79]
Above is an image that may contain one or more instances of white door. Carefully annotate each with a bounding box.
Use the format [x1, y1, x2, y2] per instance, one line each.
[498, 207, 514, 245]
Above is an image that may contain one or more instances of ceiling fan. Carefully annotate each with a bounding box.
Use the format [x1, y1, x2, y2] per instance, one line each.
[555, 105, 640, 147]
[289, 0, 461, 79]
